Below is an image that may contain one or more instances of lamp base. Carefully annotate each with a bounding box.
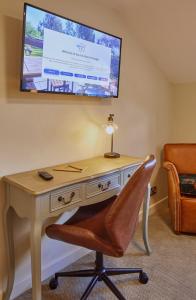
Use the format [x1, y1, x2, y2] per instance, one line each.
[104, 152, 120, 158]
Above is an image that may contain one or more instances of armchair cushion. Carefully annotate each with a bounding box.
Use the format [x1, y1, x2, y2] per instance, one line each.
[179, 174, 196, 197]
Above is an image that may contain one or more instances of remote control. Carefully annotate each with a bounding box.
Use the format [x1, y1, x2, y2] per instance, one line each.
[38, 171, 54, 181]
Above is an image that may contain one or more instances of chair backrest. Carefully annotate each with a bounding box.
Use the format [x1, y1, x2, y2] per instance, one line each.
[105, 155, 156, 256]
[164, 143, 196, 174]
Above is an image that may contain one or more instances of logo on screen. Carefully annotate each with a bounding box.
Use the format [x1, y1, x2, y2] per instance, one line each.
[76, 44, 86, 53]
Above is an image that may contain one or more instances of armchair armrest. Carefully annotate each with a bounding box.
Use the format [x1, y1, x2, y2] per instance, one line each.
[163, 161, 179, 185]
[163, 161, 181, 232]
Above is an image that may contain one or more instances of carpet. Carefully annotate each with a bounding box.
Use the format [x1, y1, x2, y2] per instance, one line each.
[16, 202, 196, 300]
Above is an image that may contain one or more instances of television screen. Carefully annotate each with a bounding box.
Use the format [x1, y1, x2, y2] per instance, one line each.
[20, 3, 122, 98]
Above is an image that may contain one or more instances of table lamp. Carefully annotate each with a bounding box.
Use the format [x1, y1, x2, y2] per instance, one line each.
[104, 114, 120, 158]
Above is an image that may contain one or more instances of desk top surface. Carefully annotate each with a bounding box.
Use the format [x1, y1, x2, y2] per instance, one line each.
[3, 155, 142, 195]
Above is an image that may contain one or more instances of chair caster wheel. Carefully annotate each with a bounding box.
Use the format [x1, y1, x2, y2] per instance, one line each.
[139, 272, 149, 284]
[49, 277, 58, 290]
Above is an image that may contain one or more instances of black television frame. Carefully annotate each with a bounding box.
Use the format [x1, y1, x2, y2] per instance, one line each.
[20, 3, 122, 98]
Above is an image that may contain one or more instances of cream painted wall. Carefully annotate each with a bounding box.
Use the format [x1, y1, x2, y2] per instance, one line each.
[0, 0, 172, 298]
[172, 83, 196, 142]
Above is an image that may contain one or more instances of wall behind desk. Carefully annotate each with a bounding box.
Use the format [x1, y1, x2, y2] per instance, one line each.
[172, 82, 196, 142]
[0, 0, 172, 298]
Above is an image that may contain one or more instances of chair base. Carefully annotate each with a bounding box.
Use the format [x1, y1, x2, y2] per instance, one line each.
[49, 252, 148, 300]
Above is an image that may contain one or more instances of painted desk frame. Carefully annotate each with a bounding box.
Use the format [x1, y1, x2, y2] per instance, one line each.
[3, 156, 151, 300]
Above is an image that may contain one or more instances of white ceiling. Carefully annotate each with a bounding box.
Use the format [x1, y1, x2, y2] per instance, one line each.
[101, 0, 196, 83]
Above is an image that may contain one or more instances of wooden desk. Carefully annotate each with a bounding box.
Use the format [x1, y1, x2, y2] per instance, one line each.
[3, 156, 151, 300]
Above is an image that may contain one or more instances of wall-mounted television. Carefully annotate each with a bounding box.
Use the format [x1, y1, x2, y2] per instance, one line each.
[20, 3, 122, 98]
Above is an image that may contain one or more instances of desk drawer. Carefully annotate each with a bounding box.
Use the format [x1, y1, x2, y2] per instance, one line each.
[123, 165, 140, 185]
[86, 172, 121, 199]
[50, 184, 82, 212]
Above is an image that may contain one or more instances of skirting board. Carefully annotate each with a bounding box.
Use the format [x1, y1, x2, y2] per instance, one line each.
[139, 196, 168, 222]
[10, 196, 167, 299]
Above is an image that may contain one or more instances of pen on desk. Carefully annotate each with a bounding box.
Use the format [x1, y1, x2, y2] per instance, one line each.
[53, 168, 81, 173]
[68, 164, 83, 171]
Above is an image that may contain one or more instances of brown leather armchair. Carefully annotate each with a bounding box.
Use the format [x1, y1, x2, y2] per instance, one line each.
[164, 144, 196, 234]
[46, 155, 156, 300]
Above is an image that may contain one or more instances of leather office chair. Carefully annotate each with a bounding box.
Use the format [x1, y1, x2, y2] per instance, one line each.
[46, 155, 156, 300]
[163, 143, 196, 234]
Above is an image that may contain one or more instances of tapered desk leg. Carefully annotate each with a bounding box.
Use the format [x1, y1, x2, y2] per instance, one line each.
[142, 183, 152, 255]
[3, 207, 15, 300]
[30, 219, 42, 300]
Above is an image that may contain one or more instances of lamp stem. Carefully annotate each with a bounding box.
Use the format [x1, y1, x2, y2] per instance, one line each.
[111, 133, 114, 153]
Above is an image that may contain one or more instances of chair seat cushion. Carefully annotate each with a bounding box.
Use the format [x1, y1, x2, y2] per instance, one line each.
[179, 174, 196, 197]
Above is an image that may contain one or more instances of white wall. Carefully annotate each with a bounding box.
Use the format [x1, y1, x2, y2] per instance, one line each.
[172, 83, 196, 141]
[0, 0, 172, 298]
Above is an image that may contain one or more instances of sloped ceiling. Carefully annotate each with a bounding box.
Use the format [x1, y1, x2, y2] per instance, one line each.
[100, 0, 196, 83]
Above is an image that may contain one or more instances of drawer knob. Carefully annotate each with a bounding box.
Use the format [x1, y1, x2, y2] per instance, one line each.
[98, 181, 111, 191]
[128, 174, 131, 178]
[98, 183, 102, 189]
[70, 191, 75, 199]
[58, 196, 65, 202]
